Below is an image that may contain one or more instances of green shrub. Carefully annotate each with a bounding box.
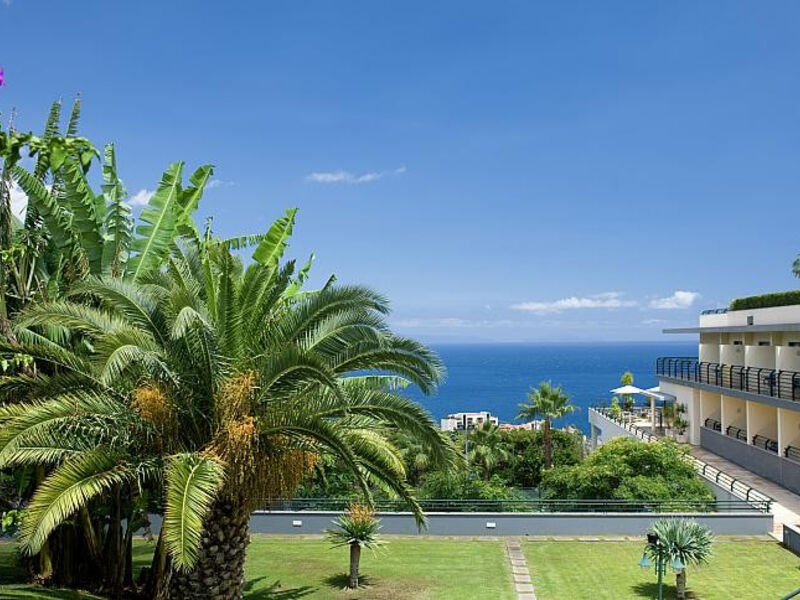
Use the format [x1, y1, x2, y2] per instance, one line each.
[498, 429, 582, 488]
[541, 438, 714, 503]
[729, 290, 800, 310]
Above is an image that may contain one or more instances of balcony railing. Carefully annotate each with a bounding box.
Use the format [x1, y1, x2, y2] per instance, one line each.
[726, 425, 748, 442]
[703, 418, 721, 432]
[785, 445, 800, 463]
[752, 434, 779, 454]
[656, 357, 800, 402]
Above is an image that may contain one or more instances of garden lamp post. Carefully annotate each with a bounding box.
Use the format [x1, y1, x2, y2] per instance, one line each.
[639, 532, 686, 600]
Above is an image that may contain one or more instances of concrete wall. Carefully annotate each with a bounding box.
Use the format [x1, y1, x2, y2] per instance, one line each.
[243, 510, 771, 536]
[783, 523, 800, 557]
[745, 345, 775, 369]
[700, 391, 721, 424]
[588, 410, 645, 445]
[747, 401, 777, 441]
[659, 381, 700, 444]
[720, 344, 745, 367]
[779, 408, 800, 451]
[777, 345, 800, 372]
[721, 395, 746, 431]
[700, 305, 800, 328]
[701, 427, 800, 495]
[699, 343, 720, 363]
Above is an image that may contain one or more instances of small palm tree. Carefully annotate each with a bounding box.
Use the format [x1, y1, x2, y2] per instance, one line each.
[326, 503, 384, 589]
[621, 371, 635, 411]
[467, 421, 511, 481]
[646, 518, 713, 599]
[518, 381, 575, 469]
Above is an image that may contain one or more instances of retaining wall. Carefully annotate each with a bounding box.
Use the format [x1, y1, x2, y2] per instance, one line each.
[144, 510, 771, 537]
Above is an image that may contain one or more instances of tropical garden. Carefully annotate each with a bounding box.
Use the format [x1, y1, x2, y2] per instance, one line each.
[0, 100, 458, 598]
[0, 101, 787, 600]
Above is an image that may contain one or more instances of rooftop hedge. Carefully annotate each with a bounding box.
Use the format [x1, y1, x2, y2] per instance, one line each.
[729, 290, 800, 311]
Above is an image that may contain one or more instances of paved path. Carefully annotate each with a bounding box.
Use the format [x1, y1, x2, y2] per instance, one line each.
[689, 446, 800, 533]
[505, 538, 535, 600]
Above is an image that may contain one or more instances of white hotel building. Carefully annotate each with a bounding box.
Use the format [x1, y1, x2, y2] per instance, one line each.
[654, 301, 800, 495]
[440, 411, 499, 432]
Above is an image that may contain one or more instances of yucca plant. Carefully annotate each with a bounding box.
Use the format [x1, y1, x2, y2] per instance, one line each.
[646, 518, 713, 599]
[0, 211, 450, 599]
[326, 503, 384, 589]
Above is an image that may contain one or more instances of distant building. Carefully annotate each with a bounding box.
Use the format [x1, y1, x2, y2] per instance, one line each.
[498, 420, 543, 431]
[440, 411, 499, 432]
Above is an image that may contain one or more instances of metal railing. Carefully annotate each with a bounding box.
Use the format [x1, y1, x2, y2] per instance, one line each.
[700, 308, 728, 315]
[591, 407, 773, 512]
[259, 497, 768, 514]
[753, 434, 779, 454]
[785, 446, 800, 463]
[704, 418, 721, 432]
[725, 425, 748, 442]
[656, 357, 800, 402]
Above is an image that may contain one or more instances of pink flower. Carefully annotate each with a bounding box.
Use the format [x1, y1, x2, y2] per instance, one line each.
[0, 67, 4, 87]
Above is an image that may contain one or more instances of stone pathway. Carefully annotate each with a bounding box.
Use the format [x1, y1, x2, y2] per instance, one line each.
[505, 538, 535, 600]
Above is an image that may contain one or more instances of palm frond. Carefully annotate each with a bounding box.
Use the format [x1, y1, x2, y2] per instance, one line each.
[163, 453, 225, 571]
[19, 449, 133, 555]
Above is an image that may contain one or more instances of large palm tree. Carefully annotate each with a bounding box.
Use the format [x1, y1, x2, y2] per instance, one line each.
[467, 421, 510, 481]
[646, 519, 713, 600]
[0, 227, 449, 599]
[517, 381, 575, 469]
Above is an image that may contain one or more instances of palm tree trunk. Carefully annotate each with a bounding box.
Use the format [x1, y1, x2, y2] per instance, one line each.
[543, 419, 553, 469]
[34, 466, 54, 582]
[169, 500, 250, 600]
[676, 570, 687, 599]
[348, 543, 361, 589]
[104, 486, 124, 596]
[147, 530, 171, 600]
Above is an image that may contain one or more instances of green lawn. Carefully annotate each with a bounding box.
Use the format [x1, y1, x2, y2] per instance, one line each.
[525, 539, 800, 600]
[0, 536, 514, 599]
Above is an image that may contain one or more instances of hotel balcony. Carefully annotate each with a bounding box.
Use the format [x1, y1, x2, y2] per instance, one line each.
[656, 356, 800, 495]
[656, 357, 800, 403]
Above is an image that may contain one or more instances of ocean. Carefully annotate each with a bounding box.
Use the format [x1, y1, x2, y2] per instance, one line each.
[404, 342, 696, 434]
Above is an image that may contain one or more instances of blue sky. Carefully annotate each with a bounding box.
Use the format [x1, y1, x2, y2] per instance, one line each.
[2, 1, 800, 342]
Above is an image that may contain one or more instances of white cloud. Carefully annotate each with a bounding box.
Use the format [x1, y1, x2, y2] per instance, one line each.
[8, 182, 27, 220]
[649, 290, 700, 310]
[511, 292, 638, 314]
[305, 165, 407, 185]
[642, 318, 667, 325]
[207, 178, 235, 189]
[129, 189, 154, 206]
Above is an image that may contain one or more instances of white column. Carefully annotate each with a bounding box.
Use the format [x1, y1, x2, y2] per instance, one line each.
[651, 397, 656, 433]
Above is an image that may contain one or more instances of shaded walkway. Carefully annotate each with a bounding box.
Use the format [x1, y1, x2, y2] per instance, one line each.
[689, 446, 800, 533]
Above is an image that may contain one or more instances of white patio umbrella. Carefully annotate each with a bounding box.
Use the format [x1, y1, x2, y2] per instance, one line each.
[610, 384, 645, 395]
[609, 385, 645, 426]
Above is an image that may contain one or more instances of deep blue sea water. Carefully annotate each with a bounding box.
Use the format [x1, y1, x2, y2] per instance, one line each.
[404, 342, 696, 434]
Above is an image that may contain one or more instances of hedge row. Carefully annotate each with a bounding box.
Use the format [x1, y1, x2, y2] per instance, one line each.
[730, 290, 800, 311]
